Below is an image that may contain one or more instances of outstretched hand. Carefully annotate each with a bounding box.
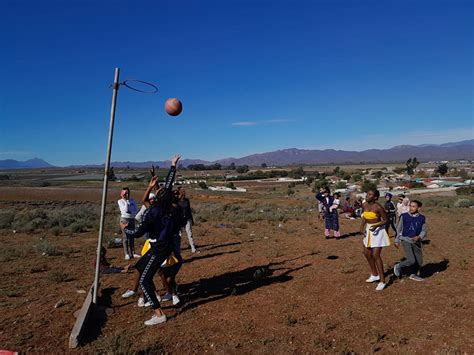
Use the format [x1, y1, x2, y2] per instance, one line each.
[148, 176, 158, 188]
[171, 154, 182, 167]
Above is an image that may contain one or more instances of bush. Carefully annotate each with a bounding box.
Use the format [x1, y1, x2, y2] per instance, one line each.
[198, 181, 208, 189]
[335, 181, 347, 189]
[0, 246, 28, 262]
[48, 271, 72, 283]
[456, 186, 473, 196]
[37, 239, 62, 256]
[361, 180, 378, 193]
[95, 333, 133, 355]
[225, 182, 236, 190]
[0, 211, 14, 229]
[69, 222, 87, 233]
[454, 198, 472, 208]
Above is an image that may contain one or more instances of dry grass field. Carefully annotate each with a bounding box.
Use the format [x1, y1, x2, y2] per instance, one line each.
[0, 179, 473, 354]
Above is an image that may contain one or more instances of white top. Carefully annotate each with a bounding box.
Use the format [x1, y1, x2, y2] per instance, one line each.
[117, 198, 138, 219]
[330, 198, 340, 212]
[135, 205, 147, 224]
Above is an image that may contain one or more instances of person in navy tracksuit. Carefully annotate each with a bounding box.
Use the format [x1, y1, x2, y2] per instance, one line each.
[316, 187, 341, 239]
[121, 155, 181, 326]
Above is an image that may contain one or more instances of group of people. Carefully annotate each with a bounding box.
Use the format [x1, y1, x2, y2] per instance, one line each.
[110, 155, 199, 325]
[99, 163, 426, 326]
[316, 188, 427, 291]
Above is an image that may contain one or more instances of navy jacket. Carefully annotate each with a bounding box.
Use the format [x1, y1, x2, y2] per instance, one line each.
[316, 192, 337, 216]
[123, 166, 176, 245]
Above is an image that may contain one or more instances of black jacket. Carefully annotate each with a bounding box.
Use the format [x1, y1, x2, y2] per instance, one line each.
[177, 198, 193, 223]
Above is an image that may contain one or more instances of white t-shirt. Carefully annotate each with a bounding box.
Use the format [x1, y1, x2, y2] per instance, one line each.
[117, 198, 138, 219]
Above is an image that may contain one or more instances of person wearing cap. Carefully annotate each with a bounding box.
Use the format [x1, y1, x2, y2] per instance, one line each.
[384, 192, 397, 238]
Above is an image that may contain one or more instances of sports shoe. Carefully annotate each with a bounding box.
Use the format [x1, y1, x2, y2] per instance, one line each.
[124, 254, 131, 260]
[137, 297, 152, 308]
[133, 253, 141, 258]
[161, 293, 172, 302]
[144, 314, 167, 326]
[366, 275, 380, 283]
[375, 282, 386, 291]
[121, 289, 136, 298]
[409, 274, 424, 282]
[172, 294, 180, 306]
[393, 263, 401, 277]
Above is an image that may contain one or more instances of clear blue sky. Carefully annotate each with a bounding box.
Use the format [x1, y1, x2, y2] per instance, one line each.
[1, 0, 473, 165]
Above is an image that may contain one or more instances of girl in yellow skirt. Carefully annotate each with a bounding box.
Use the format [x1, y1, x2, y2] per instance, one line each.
[359, 189, 390, 291]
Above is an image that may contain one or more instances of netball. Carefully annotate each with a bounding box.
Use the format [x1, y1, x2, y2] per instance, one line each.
[165, 98, 183, 116]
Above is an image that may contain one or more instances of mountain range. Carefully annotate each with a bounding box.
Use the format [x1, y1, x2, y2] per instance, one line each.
[1, 140, 473, 169]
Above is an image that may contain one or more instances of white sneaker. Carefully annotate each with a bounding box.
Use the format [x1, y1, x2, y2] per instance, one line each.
[409, 274, 424, 282]
[191, 248, 197, 253]
[366, 275, 380, 283]
[393, 263, 401, 277]
[375, 282, 386, 291]
[124, 254, 131, 260]
[133, 253, 141, 258]
[144, 314, 167, 326]
[121, 290, 136, 298]
[161, 293, 172, 302]
[172, 294, 180, 306]
[137, 297, 152, 308]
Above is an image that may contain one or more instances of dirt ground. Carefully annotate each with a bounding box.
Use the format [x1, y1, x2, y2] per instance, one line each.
[0, 185, 473, 354]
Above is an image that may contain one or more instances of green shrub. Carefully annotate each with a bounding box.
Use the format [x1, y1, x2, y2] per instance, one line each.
[48, 271, 72, 283]
[456, 186, 473, 196]
[94, 333, 133, 355]
[0, 247, 28, 262]
[0, 211, 14, 229]
[454, 198, 472, 208]
[69, 221, 87, 233]
[37, 239, 62, 256]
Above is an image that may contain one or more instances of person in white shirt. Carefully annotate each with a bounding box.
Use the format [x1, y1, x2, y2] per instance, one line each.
[118, 187, 139, 260]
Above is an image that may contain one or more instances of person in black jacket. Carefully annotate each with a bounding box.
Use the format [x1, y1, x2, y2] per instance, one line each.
[121, 154, 180, 326]
[177, 186, 198, 252]
[384, 192, 397, 237]
[157, 189, 187, 306]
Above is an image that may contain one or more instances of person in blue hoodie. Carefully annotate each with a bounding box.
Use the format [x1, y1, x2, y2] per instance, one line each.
[393, 200, 427, 281]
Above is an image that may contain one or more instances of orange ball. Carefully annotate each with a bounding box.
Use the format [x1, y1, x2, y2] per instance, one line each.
[165, 98, 183, 116]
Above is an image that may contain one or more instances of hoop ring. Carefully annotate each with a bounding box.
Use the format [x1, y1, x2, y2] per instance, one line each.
[121, 79, 158, 94]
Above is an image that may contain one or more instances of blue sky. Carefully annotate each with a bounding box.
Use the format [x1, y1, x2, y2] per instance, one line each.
[1, 0, 473, 165]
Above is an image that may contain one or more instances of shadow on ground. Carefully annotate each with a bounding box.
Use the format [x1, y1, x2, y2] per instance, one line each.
[80, 287, 117, 346]
[177, 257, 312, 313]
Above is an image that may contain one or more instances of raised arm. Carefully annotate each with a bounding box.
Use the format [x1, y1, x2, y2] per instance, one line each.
[164, 154, 181, 192]
[315, 192, 324, 203]
[142, 176, 159, 208]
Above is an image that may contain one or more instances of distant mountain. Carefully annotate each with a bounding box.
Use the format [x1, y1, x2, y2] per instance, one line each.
[70, 159, 212, 169]
[0, 158, 55, 169]
[214, 140, 474, 166]
[3, 140, 472, 169]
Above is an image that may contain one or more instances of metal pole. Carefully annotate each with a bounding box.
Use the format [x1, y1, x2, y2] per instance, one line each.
[93, 68, 120, 304]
